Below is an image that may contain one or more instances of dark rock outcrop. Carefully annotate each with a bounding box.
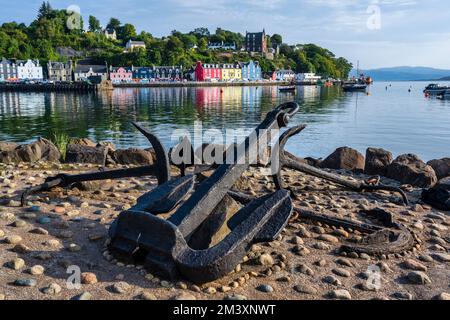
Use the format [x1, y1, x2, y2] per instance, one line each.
[386, 154, 437, 188]
[320, 147, 365, 171]
[365, 147, 393, 176]
[70, 138, 97, 148]
[113, 148, 155, 165]
[421, 177, 450, 211]
[427, 158, 450, 180]
[65, 144, 108, 165]
[0, 138, 60, 163]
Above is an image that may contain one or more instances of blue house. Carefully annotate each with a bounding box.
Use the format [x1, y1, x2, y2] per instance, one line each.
[241, 60, 262, 81]
[132, 67, 154, 81]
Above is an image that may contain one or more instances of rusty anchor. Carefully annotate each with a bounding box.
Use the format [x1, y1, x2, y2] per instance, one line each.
[21, 122, 175, 206]
[107, 102, 299, 283]
[272, 125, 409, 205]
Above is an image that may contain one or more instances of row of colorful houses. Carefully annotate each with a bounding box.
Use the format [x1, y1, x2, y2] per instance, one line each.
[1, 57, 316, 84]
[194, 61, 262, 82]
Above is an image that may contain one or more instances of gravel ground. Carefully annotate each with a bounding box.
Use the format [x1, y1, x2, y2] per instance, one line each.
[0, 162, 449, 301]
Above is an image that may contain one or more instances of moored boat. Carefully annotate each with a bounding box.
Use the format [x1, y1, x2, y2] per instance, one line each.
[424, 83, 450, 95]
[437, 89, 450, 100]
[342, 82, 367, 92]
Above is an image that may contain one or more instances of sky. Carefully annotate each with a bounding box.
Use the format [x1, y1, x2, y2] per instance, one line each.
[1, 0, 449, 69]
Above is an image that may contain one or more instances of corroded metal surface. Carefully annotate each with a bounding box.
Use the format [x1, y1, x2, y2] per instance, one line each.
[108, 102, 299, 283]
[272, 125, 409, 205]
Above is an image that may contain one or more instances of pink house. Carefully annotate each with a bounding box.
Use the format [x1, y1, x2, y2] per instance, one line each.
[110, 67, 133, 83]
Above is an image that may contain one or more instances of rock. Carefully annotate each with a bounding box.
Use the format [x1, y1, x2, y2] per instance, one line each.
[41, 283, 62, 295]
[225, 294, 248, 301]
[333, 229, 349, 238]
[0, 141, 18, 152]
[114, 148, 155, 166]
[204, 287, 216, 294]
[297, 263, 314, 276]
[0, 294, 5, 300]
[433, 292, 450, 300]
[14, 279, 37, 287]
[317, 234, 339, 243]
[81, 272, 98, 284]
[432, 253, 450, 262]
[393, 292, 413, 300]
[75, 181, 102, 192]
[8, 258, 25, 270]
[258, 253, 275, 266]
[427, 158, 450, 180]
[12, 219, 27, 228]
[336, 258, 354, 268]
[5, 235, 22, 244]
[323, 275, 342, 286]
[328, 289, 352, 300]
[66, 144, 108, 165]
[70, 138, 97, 147]
[30, 228, 48, 236]
[421, 177, 450, 211]
[332, 268, 351, 278]
[57, 230, 73, 239]
[294, 284, 317, 295]
[111, 281, 131, 294]
[74, 292, 92, 300]
[312, 242, 330, 250]
[406, 271, 431, 285]
[0, 229, 4, 237]
[386, 154, 437, 188]
[0, 212, 15, 221]
[140, 292, 158, 300]
[2, 138, 60, 163]
[257, 284, 274, 293]
[172, 293, 197, 300]
[402, 259, 428, 271]
[29, 265, 45, 275]
[320, 147, 365, 171]
[365, 148, 393, 176]
[419, 254, 434, 263]
[12, 244, 29, 253]
[67, 243, 81, 252]
[36, 216, 51, 225]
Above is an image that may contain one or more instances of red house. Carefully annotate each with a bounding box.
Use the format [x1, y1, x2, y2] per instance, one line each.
[194, 62, 222, 81]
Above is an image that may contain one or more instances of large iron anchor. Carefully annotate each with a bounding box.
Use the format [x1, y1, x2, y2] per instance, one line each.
[272, 125, 409, 205]
[108, 102, 299, 283]
[21, 122, 173, 206]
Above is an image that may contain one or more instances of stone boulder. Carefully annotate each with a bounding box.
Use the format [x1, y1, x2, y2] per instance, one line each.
[65, 144, 108, 165]
[0, 141, 18, 152]
[421, 178, 450, 211]
[320, 147, 365, 171]
[113, 148, 155, 166]
[70, 138, 97, 148]
[427, 158, 450, 180]
[0, 138, 60, 163]
[365, 147, 393, 176]
[386, 154, 437, 188]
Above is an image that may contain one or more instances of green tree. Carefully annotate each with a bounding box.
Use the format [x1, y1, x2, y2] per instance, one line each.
[120, 23, 137, 41]
[88, 15, 101, 33]
[270, 34, 283, 47]
[37, 1, 53, 20]
[106, 18, 121, 31]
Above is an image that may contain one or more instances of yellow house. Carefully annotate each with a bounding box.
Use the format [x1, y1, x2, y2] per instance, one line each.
[221, 63, 242, 81]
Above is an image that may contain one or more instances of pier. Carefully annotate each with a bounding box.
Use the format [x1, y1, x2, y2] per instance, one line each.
[0, 82, 99, 93]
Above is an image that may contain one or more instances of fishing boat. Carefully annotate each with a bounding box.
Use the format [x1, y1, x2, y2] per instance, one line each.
[424, 83, 450, 95]
[279, 85, 296, 93]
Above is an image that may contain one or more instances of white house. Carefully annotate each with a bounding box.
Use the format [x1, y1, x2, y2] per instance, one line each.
[17, 60, 43, 81]
[296, 73, 321, 83]
[125, 40, 146, 52]
[273, 69, 295, 81]
[74, 64, 108, 82]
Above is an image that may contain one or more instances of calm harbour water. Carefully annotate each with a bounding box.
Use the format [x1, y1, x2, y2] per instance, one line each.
[0, 81, 449, 161]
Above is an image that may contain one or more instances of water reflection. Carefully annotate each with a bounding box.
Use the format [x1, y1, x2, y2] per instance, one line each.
[1, 82, 450, 160]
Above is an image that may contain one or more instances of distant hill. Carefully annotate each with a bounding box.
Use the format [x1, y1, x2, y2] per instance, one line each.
[351, 66, 450, 81]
